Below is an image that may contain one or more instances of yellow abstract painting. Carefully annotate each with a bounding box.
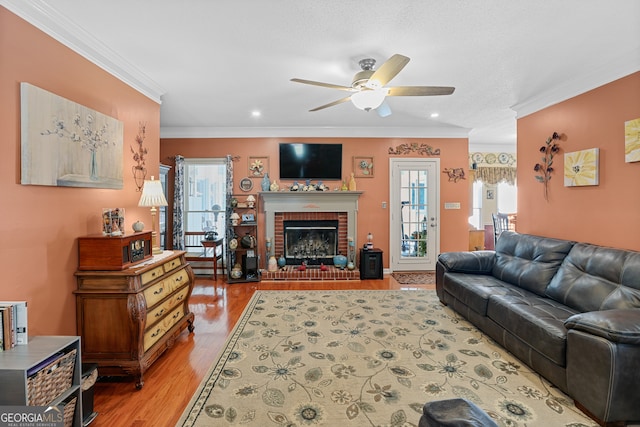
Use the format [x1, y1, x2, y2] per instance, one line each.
[564, 148, 599, 187]
[625, 118, 640, 163]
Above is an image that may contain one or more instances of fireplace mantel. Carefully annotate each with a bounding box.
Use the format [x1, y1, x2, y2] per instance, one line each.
[260, 191, 363, 247]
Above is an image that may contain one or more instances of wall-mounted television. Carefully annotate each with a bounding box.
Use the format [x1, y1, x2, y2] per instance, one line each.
[279, 143, 343, 181]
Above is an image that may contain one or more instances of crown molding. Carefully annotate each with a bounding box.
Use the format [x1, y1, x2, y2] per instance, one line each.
[159, 126, 472, 139]
[512, 51, 640, 118]
[1, 0, 165, 104]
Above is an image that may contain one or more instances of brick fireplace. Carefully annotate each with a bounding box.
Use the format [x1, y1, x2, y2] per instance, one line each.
[261, 191, 362, 280]
[277, 213, 346, 264]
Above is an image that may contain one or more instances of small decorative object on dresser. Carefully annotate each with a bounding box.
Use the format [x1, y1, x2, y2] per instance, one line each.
[132, 220, 145, 232]
[102, 208, 125, 236]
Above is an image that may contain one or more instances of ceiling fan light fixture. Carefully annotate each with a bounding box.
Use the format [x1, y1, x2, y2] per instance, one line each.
[351, 88, 388, 111]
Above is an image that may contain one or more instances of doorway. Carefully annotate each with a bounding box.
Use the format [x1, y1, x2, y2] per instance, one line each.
[389, 158, 440, 271]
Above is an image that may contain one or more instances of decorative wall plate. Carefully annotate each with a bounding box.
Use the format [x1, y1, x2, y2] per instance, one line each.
[240, 177, 253, 192]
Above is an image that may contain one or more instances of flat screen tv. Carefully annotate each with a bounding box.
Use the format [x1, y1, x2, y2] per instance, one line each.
[279, 143, 342, 180]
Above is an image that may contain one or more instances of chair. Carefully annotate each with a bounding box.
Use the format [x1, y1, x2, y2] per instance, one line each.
[492, 213, 509, 246]
[184, 231, 224, 281]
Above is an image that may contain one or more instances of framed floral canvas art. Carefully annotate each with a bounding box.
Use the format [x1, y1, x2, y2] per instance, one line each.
[564, 148, 599, 187]
[20, 83, 123, 188]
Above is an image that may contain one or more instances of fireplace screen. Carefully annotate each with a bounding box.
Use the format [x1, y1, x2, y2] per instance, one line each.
[283, 220, 338, 265]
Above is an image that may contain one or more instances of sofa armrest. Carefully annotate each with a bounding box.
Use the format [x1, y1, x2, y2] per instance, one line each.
[565, 309, 640, 345]
[437, 251, 496, 274]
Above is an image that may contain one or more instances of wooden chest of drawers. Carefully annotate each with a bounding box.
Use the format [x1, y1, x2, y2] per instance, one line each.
[74, 251, 195, 389]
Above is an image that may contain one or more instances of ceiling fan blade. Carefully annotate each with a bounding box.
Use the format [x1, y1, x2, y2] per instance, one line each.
[291, 78, 355, 92]
[376, 100, 392, 118]
[387, 86, 455, 96]
[367, 54, 410, 88]
[309, 96, 352, 112]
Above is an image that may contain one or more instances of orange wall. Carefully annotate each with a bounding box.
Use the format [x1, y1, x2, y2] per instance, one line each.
[0, 8, 161, 335]
[517, 72, 640, 250]
[161, 136, 471, 267]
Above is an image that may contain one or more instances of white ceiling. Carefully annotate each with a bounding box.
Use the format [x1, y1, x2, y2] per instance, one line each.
[4, 0, 640, 151]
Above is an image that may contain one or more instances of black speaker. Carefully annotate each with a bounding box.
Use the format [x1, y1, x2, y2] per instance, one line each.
[243, 255, 258, 279]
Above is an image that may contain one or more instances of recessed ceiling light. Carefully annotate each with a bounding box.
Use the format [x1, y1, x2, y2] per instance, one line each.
[430, 112, 439, 118]
[251, 111, 261, 117]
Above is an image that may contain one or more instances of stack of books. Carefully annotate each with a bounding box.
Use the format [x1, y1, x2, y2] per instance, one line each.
[0, 301, 28, 350]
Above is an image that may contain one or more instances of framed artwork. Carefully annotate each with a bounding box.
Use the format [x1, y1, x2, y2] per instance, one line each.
[248, 156, 269, 177]
[20, 83, 124, 188]
[486, 189, 494, 200]
[624, 117, 640, 163]
[564, 148, 599, 187]
[353, 156, 374, 177]
[239, 177, 253, 192]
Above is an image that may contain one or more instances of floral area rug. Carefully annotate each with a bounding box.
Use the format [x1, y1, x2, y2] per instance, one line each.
[391, 271, 436, 285]
[177, 290, 596, 427]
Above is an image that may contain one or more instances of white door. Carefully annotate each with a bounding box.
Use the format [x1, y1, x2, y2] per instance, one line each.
[389, 158, 440, 271]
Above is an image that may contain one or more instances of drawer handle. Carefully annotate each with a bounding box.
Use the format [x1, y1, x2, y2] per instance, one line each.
[176, 295, 184, 302]
[175, 276, 184, 282]
[155, 309, 165, 318]
[173, 312, 181, 319]
[151, 328, 163, 338]
[154, 287, 164, 295]
[151, 271, 158, 277]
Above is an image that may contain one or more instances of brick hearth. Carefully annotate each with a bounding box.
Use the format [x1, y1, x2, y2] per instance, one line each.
[261, 265, 360, 281]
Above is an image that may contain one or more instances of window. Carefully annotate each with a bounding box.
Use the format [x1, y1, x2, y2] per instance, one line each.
[184, 159, 227, 236]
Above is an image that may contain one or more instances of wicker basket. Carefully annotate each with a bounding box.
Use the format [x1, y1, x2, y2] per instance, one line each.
[62, 396, 77, 427]
[27, 349, 77, 406]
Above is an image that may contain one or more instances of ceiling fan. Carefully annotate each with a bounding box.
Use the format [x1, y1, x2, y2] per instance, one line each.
[291, 54, 455, 117]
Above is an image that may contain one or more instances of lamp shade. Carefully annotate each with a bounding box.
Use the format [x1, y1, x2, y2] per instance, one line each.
[351, 88, 388, 111]
[138, 176, 168, 207]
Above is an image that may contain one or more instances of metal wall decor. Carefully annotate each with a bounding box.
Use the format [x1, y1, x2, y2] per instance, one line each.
[131, 122, 148, 191]
[388, 142, 441, 156]
[443, 167, 466, 182]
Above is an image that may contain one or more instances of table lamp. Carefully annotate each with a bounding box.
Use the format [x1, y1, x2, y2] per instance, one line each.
[138, 176, 168, 255]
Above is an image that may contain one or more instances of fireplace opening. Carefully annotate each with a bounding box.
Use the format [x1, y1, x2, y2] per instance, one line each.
[283, 220, 338, 265]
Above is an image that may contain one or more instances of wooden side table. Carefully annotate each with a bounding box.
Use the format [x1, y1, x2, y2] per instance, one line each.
[201, 238, 224, 281]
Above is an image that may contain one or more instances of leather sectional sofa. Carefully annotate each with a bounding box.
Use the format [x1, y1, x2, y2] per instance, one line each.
[436, 231, 640, 426]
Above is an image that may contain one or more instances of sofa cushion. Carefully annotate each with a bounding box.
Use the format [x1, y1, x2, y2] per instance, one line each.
[443, 273, 536, 316]
[487, 294, 578, 366]
[546, 243, 640, 312]
[492, 231, 575, 296]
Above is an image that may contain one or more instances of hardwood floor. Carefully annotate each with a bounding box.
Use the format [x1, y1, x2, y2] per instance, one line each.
[89, 276, 435, 427]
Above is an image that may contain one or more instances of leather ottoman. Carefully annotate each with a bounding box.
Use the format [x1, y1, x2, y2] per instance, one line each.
[419, 398, 497, 427]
